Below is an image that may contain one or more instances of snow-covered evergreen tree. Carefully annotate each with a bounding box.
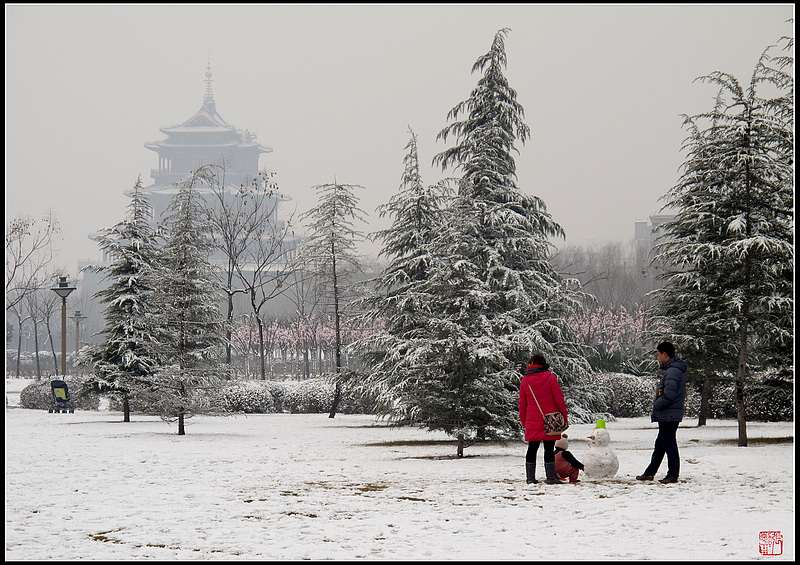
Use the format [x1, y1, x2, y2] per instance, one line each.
[80, 177, 159, 422]
[372, 129, 453, 266]
[143, 168, 228, 435]
[299, 181, 366, 418]
[433, 28, 592, 383]
[358, 29, 598, 456]
[351, 129, 454, 418]
[649, 35, 794, 446]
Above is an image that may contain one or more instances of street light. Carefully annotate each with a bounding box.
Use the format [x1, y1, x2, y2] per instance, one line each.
[70, 310, 88, 357]
[51, 276, 75, 377]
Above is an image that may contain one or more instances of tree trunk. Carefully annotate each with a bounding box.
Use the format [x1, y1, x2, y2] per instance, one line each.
[178, 412, 185, 435]
[45, 318, 59, 376]
[16, 317, 24, 378]
[225, 290, 234, 365]
[328, 243, 342, 419]
[735, 318, 749, 447]
[32, 318, 42, 378]
[329, 382, 342, 419]
[122, 393, 130, 423]
[735, 238, 751, 447]
[457, 433, 465, 458]
[735, 157, 753, 447]
[697, 375, 710, 427]
[257, 316, 266, 380]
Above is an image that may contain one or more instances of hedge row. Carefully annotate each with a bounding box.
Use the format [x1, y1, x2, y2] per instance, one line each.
[20, 377, 376, 415]
[588, 372, 793, 422]
[20, 372, 792, 422]
[19, 378, 101, 411]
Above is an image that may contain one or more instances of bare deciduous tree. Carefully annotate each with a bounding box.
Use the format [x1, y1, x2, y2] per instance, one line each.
[204, 165, 298, 371]
[5, 212, 59, 312]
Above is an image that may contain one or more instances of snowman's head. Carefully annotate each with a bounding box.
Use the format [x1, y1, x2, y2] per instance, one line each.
[588, 427, 611, 447]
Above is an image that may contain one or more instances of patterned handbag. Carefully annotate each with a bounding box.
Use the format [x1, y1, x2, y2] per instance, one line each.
[528, 385, 568, 435]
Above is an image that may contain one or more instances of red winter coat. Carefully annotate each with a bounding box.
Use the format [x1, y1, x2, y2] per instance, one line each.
[519, 365, 568, 442]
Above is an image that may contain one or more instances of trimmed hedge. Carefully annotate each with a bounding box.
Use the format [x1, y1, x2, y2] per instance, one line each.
[588, 373, 656, 418]
[24, 371, 789, 422]
[702, 378, 794, 422]
[588, 371, 792, 422]
[219, 380, 276, 414]
[19, 378, 101, 411]
[587, 372, 703, 419]
[216, 378, 378, 415]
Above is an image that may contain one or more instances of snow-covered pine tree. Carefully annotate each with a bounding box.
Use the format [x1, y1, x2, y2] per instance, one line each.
[433, 28, 596, 451]
[356, 29, 598, 456]
[143, 168, 228, 435]
[299, 181, 367, 418]
[649, 35, 794, 446]
[372, 128, 453, 266]
[350, 129, 454, 418]
[80, 176, 159, 422]
[434, 28, 592, 377]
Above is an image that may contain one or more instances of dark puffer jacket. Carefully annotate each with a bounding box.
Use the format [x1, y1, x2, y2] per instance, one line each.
[652, 356, 687, 423]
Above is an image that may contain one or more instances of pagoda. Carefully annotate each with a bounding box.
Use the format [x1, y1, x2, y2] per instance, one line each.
[139, 65, 274, 221]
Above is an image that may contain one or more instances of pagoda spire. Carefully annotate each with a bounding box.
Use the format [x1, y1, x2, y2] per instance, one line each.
[203, 63, 215, 109]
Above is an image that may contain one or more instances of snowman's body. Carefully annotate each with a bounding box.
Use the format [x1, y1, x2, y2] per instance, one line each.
[582, 428, 619, 478]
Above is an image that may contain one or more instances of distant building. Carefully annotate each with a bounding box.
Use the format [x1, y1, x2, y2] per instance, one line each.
[136, 65, 277, 223]
[78, 66, 300, 346]
[634, 213, 676, 277]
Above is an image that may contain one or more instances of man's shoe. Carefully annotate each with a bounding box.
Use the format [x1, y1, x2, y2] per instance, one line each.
[636, 474, 655, 481]
[659, 475, 679, 484]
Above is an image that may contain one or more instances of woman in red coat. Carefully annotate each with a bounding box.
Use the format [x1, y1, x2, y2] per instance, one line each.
[519, 353, 569, 484]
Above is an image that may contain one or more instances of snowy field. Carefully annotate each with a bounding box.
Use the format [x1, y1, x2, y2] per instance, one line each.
[5, 378, 795, 560]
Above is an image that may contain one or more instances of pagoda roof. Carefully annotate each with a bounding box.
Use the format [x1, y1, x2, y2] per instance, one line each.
[145, 65, 272, 155]
[160, 100, 236, 134]
[144, 138, 267, 151]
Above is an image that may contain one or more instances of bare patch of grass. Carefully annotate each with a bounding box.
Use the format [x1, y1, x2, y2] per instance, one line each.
[714, 437, 793, 446]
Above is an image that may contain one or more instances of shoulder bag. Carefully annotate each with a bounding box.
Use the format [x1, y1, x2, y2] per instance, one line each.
[528, 385, 568, 435]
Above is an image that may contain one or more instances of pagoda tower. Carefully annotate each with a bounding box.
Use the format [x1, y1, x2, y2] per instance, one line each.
[139, 65, 274, 221]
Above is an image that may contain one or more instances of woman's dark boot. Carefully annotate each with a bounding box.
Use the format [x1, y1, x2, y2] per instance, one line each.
[544, 462, 561, 484]
[525, 462, 538, 484]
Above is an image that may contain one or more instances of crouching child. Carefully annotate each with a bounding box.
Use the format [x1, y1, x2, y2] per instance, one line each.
[554, 433, 584, 483]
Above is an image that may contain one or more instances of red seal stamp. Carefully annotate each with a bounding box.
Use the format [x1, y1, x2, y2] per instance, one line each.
[759, 531, 783, 556]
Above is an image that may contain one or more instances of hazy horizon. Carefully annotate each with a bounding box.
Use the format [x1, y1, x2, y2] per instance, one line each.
[6, 4, 794, 274]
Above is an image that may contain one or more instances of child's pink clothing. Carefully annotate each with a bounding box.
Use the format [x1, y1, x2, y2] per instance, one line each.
[554, 448, 582, 482]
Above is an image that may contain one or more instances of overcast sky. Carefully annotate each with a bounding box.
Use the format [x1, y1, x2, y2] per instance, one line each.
[5, 4, 794, 273]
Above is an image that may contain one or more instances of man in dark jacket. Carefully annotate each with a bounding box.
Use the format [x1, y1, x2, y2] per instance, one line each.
[636, 342, 687, 484]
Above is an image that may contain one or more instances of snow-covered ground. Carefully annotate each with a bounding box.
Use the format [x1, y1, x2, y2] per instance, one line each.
[5, 378, 795, 560]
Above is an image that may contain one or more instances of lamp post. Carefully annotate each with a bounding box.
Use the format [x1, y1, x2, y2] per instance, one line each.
[70, 309, 88, 361]
[51, 276, 75, 377]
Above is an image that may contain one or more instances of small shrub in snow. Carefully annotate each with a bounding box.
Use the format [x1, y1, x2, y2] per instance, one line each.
[19, 381, 51, 410]
[283, 378, 333, 413]
[19, 378, 101, 411]
[260, 381, 289, 413]
[588, 372, 702, 419]
[706, 374, 793, 422]
[589, 373, 656, 418]
[219, 381, 275, 414]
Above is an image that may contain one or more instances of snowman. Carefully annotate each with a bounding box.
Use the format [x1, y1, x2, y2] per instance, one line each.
[582, 420, 619, 478]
